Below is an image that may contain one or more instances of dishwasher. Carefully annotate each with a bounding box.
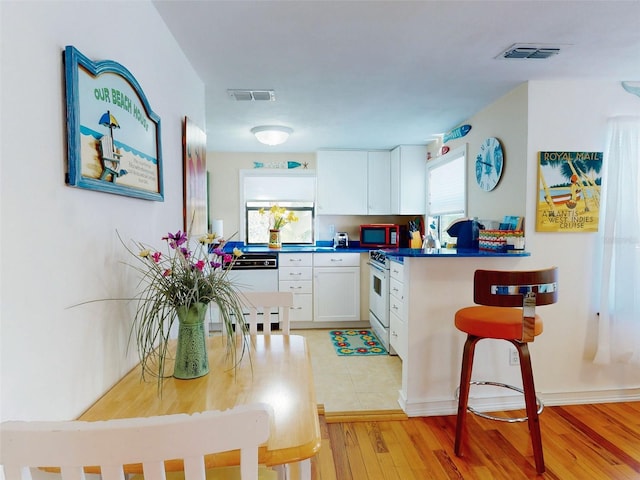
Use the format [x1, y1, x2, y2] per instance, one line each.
[208, 252, 279, 332]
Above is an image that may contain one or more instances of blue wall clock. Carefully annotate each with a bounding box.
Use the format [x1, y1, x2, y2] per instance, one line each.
[475, 137, 504, 191]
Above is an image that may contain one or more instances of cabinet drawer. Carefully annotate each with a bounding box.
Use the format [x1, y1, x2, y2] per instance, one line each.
[390, 277, 404, 301]
[313, 252, 360, 267]
[279, 280, 313, 294]
[279, 266, 313, 281]
[389, 294, 403, 319]
[289, 293, 313, 322]
[279, 253, 313, 267]
[390, 311, 406, 360]
[390, 260, 404, 281]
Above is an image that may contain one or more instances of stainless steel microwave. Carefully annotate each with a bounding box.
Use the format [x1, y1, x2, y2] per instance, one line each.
[359, 224, 400, 248]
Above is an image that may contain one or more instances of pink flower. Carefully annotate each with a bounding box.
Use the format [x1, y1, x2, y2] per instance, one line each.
[162, 268, 172, 277]
[151, 251, 162, 263]
[194, 260, 206, 271]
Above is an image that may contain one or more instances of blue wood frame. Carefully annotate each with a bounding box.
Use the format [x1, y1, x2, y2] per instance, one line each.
[64, 46, 164, 201]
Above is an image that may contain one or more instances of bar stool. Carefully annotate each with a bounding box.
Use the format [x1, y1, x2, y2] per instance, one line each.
[454, 267, 558, 475]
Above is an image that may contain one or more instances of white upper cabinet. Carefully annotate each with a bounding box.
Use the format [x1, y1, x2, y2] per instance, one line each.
[390, 145, 428, 215]
[367, 151, 391, 215]
[317, 150, 368, 214]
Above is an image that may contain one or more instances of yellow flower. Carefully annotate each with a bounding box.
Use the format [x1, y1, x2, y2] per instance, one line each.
[139, 249, 151, 258]
[198, 233, 217, 244]
[233, 247, 243, 257]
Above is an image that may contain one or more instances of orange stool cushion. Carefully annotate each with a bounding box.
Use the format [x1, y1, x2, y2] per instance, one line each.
[455, 306, 543, 340]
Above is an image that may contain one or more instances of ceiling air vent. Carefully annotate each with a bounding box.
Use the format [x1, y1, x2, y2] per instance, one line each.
[227, 89, 275, 101]
[497, 44, 562, 60]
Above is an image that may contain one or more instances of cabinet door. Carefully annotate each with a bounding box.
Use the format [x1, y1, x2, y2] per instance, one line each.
[390, 311, 407, 360]
[313, 266, 360, 322]
[367, 151, 391, 214]
[317, 150, 368, 214]
[390, 145, 427, 214]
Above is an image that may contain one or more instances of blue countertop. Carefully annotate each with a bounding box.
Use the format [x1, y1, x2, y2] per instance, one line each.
[223, 242, 530, 258]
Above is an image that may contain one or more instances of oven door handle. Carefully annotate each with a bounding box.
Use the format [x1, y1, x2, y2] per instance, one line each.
[367, 261, 387, 274]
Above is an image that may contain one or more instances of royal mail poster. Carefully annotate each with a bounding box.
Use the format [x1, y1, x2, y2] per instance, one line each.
[536, 151, 603, 232]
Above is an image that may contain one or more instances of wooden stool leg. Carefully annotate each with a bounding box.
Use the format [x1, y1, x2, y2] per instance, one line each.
[514, 341, 545, 474]
[455, 335, 480, 456]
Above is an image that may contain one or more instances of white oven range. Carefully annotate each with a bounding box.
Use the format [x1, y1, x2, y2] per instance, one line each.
[368, 250, 396, 355]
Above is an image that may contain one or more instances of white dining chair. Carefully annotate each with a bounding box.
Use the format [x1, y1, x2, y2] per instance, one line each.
[240, 292, 294, 335]
[0, 403, 275, 480]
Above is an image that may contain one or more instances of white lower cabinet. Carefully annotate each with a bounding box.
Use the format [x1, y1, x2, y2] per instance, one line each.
[313, 253, 360, 322]
[389, 260, 406, 360]
[278, 253, 313, 322]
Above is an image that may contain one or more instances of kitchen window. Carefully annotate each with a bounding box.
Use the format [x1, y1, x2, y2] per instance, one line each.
[246, 201, 314, 245]
[240, 169, 317, 245]
[426, 144, 467, 245]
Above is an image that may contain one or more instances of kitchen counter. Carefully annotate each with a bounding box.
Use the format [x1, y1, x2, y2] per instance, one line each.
[384, 247, 530, 260]
[223, 241, 372, 254]
[224, 242, 530, 257]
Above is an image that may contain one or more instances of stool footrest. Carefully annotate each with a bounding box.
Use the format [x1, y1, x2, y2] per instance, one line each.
[462, 381, 544, 423]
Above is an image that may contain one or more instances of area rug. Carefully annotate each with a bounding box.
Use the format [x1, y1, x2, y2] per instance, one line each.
[329, 330, 388, 356]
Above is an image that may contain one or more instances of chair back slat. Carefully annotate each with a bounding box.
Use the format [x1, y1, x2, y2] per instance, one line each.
[474, 267, 558, 308]
[241, 292, 294, 335]
[0, 404, 272, 480]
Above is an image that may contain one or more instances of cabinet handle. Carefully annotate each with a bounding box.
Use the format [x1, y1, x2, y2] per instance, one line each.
[291, 306, 303, 310]
[392, 304, 399, 311]
[289, 272, 303, 276]
[392, 287, 399, 293]
[289, 258, 302, 262]
[330, 258, 343, 262]
[289, 285, 303, 290]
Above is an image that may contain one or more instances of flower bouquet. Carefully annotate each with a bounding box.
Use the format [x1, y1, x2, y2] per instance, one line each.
[259, 205, 298, 248]
[259, 204, 299, 230]
[122, 229, 248, 387]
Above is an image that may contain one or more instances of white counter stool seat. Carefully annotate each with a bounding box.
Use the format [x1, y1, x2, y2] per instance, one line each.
[454, 267, 558, 475]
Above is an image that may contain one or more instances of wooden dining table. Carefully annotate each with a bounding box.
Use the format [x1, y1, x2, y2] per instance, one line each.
[78, 334, 321, 476]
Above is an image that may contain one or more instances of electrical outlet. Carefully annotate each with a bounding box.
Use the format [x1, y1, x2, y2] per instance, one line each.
[509, 348, 520, 366]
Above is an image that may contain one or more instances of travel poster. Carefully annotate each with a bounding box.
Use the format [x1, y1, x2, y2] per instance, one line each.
[536, 151, 603, 232]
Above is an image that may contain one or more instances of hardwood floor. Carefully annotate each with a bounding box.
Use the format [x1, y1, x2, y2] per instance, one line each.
[310, 401, 640, 479]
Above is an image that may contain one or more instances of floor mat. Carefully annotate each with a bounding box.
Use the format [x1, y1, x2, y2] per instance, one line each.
[329, 330, 388, 356]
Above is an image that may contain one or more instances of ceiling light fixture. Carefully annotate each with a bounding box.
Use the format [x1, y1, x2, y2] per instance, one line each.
[251, 126, 293, 146]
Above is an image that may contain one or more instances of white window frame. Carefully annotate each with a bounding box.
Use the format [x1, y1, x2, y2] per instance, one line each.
[239, 169, 317, 243]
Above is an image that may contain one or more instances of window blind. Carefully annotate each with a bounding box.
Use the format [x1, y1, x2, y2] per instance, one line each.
[427, 147, 466, 216]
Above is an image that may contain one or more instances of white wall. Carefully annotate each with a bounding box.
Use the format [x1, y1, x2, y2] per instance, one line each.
[442, 82, 529, 221]
[401, 81, 639, 416]
[0, 1, 205, 421]
[525, 81, 640, 402]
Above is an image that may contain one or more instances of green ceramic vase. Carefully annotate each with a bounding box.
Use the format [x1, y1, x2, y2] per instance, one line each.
[174, 302, 209, 379]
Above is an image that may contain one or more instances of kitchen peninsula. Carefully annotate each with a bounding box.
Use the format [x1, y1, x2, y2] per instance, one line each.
[385, 250, 533, 417]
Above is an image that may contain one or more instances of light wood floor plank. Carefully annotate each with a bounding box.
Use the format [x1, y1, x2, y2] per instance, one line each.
[312, 402, 640, 479]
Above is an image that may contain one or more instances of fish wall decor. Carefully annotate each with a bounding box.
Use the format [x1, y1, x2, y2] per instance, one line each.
[443, 124, 472, 143]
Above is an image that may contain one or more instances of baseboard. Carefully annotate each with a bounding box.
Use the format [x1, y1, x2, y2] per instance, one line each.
[401, 387, 640, 417]
[292, 321, 371, 330]
[324, 409, 408, 423]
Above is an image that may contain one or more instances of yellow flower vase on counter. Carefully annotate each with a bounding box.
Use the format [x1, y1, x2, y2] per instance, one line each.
[268, 229, 282, 249]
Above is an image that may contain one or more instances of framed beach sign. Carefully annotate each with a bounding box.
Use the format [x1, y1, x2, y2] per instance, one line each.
[63, 46, 163, 201]
[536, 151, 603, 232]
[183, 117, 208, 235]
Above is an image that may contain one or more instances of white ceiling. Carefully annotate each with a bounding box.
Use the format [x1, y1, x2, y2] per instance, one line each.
[152, 0, 640, 153]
